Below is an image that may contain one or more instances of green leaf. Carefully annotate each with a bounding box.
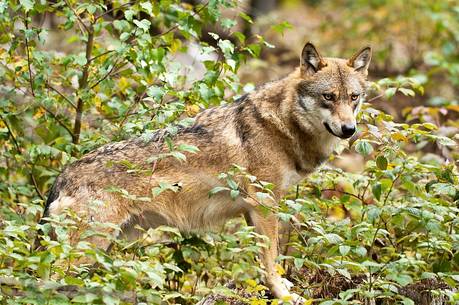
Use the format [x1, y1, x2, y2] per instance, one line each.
[271, 21, 293, 35]
[385, 87, 397, 99]
[239, 12, 253, 24]
[74, 54, 87, 66]
[422, 122, 437, 130]
[436, 136, 456, 146]
[170, 151, 187, 162]
[103, 294, 120, 305]
[64, 276, 84, 286]
[209, 186, 230, 197]
[221, 18, 236, 29]
[336, 268, 351, 280]
[226, 177, 238, 190]
[376, 155, 388, 170]
[177, 143, 200, 153]
[354, 246, 367, 257]
[399, 88, 415, 97]
[325, 233, 343, 244]
[140, 2, 153, 14]
[367, 205, 381, 222]
[20, 0, 34, 12]
[355, 140, 373, 156]
[372, 182, 382, 201]
[133, 19, 151, 32]
[339, 245, 351, 256]
[230, 189, 240, 199]
[431, 183, 456, 197]
[401, 297, 415, 305]
[218, 39, 234, 56]
[72, 293, 98, 302]
[246, 43, 261, 57]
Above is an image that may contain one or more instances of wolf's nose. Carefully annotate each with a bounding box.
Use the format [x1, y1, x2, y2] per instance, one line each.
[341, 124, 356, 137]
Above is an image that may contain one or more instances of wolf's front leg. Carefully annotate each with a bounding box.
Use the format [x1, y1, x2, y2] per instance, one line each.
[247, 210, 304, 304]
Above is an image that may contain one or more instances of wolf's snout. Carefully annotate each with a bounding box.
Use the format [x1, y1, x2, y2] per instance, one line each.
[341, 124, 356, 138]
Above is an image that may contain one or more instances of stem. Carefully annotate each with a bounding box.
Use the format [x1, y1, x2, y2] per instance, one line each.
[24, 13, 35, 97]
[1, 116, 20, 152]
[118, 87, 149, 128]
[47, 83, 76, 109]
[321, 188, 367, 204]
[41, 106, 74, 138]
[153, 2, 209, 37]
[89, 59, 128, 89]
[2, 116, 44, 200]
[367, 93, 384, 103]
[88, 50, 114, 63]
[30, 165, 45, 200]
[72, 25, 94, 144]
[94, 1, 136, 21]
[64, 0, 89, 33]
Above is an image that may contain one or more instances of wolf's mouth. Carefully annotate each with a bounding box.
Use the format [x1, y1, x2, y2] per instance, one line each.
[323, 122, 350, 139]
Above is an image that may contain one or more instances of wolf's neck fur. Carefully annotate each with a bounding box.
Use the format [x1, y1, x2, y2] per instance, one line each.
[247, 68, 339, 172]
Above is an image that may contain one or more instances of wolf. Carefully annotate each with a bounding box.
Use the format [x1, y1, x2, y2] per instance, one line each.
[42, 42, 371, 303]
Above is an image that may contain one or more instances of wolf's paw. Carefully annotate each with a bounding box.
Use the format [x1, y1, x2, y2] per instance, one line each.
[281, 278, 294, 290]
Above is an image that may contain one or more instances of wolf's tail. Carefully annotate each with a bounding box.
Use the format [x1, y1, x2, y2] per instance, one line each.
[34, 179, 60, 250]
[41, 179, 60, 221]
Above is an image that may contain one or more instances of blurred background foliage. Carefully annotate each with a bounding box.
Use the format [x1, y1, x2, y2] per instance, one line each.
[0, 0, 458, 304]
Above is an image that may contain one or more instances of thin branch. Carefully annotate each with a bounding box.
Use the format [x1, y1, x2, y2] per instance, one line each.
[1, 116, 20, 153]
[288, 217, 309, 247]
[383, 164, 405, 205]
[367, 93, 384, 103]
[94, 1, 136, 21]
[47, 83, 77, 109]
[153, 2, 209, 37]
[118, 85, 149, 128]
[88, 50, 114, 63]
[30, 165, 45, 200]
[24, 13, 35, 97]
[41, 106, 74, 137]
[89, 59, 128, 89]
[73, 24, 95, 144]
[320, 188, 368, 205]
[64, 0, 89, 33]
[1, 116, 44, 200]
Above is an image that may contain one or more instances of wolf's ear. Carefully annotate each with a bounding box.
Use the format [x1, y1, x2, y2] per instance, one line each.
[348, 46, 372, 75]
[301, 42, 326, 75]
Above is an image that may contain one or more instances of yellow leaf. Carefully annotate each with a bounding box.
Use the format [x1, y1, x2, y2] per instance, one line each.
[181, 280, 193, 293]
[93, 95, 102, 109]
[170, 39, 182, 53]
[275, 264, 285, 276]
[281, 295, 293, 302]
[447, 105, 459, 112]
[246, 279, 257, 287]
[185, 104, 200, 116]
[33, 107, 46, 119]
[391, 132, 408, 142]
[118, 77, 130, 93]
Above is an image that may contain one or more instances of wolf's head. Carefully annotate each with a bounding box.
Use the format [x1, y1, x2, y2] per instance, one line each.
[294, 42, 371, 139]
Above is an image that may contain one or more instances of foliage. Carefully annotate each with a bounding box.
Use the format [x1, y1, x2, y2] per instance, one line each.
[0, 0, 458, 304]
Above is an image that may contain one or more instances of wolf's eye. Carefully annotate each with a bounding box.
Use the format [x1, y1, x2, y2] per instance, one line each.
[323, 93, 334, 101]
[351, 94, 360, 101]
